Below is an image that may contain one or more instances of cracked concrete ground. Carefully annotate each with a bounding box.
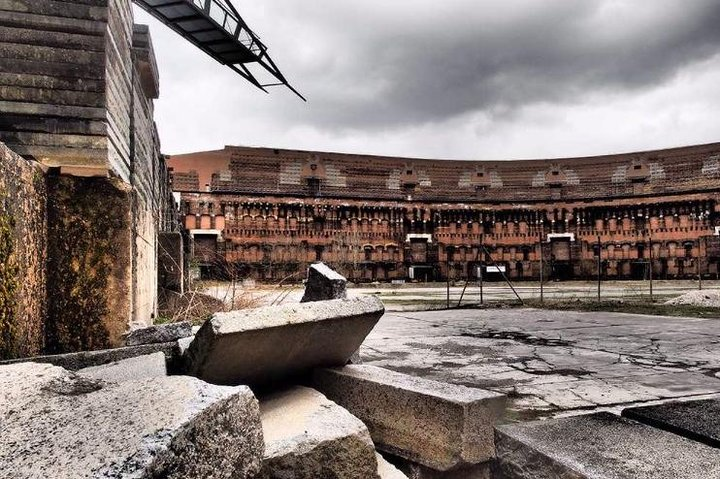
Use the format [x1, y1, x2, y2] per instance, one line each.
[359, 308, 720, 420]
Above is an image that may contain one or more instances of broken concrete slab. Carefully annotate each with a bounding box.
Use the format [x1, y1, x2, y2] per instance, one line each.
[377, 453, 409, 479]
[301, 262, 347, 302]
[623, 398, 720, 448]
[313, 365, 506, 471]
[77, 351, 166, 382]
[258, 386, 379, 479]
[124, 321, 193, 346]
[495, 412, 720, 479]
[0, 362, 264, 479]
[186, 296, 385, 386]
[0, 341, 178, 371]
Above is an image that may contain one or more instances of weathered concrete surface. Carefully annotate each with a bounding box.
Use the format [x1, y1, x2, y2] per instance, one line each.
[187, 296, 385, 386]
[301, 262, 347, 303]
[361, 308, 720, 418]
[0, 141, 46, 359]
[77, 351, 166, 382]
[258, 386, 379, 479]
[376, 453, 409, 479]
[0, 341, 178, 371]
[0, 362, 264, 478]
[125, 321, 192, 346]
[495, 412, 720, 478]
[623, 398, 720, 448]
[313, 365, 505, 470]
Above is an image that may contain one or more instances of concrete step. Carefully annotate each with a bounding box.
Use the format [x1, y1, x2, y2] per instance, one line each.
[623, 398, 720, 448]
[495, 412, 720, 478]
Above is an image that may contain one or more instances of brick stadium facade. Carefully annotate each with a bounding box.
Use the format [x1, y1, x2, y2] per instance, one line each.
[168, 143, 720, 283]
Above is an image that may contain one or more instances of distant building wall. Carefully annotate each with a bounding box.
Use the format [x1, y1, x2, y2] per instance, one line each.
[0, 143, 47, 359]
[169, 144, 720, 283]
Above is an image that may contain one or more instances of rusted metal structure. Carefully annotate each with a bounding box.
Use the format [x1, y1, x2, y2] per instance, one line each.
[134, 0, 304, 99]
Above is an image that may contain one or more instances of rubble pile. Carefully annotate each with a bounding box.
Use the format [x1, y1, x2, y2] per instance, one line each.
[0, 263, 509, 478]
[664, 289, 720, 307]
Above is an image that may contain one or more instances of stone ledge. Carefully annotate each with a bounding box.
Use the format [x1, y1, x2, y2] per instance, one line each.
[313, 365, 506, 471]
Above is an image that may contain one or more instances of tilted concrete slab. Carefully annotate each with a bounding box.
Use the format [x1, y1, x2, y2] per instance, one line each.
[495, 412, 720, 479]
[0, 362, 264, 479]
[77, 351, 166, 382]
[313, 365, 506, 471]
[623, 398, 720, 448]
[186, 296, 385, 386]
[301, 262, 347, 302]
[258, 386, 379, 479]
[124, 321, 193, 346]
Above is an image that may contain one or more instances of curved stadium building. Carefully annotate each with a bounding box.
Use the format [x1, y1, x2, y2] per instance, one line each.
[168, 142, 720, 282]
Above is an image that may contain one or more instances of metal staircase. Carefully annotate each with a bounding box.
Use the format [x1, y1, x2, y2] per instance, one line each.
[133, 0, 305, 100]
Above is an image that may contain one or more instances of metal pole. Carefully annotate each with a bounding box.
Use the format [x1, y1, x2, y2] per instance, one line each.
[597, 235, 601, 303]
[446, 258, 450, 308]
[457, 234, 482, 308]
[479, 233, 484, 305]
[649, 234, 654, 302]
[698, 239, 703, 291]
[481, 244, 523, 304]
[539, 223, 544, 303]
[479, 259, 484, 305]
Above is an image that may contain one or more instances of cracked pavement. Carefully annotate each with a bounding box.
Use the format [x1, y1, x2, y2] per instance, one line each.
[360, 308, 720, 420]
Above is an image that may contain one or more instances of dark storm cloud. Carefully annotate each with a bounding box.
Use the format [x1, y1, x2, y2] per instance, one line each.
[253, 0, 720, 130]
[134, 0, 720, 158]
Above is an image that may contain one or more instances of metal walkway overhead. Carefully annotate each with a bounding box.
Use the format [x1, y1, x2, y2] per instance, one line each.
[134, 0, 305, 100]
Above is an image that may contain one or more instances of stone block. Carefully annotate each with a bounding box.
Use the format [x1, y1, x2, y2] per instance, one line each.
[0, 341, 178, 371]
[623, 398, 720, 448]
[495, 412, 720, 479]
[77, 351, 166, 382]
[258, 386, 379, 479]
[301, 262, 348, 302]
[313, 365, 506, 471]
[0, 362, 264, 478]
[377, 453, 409, 479]
[125, 321, 193, 346]
[186, 296, 384, 386]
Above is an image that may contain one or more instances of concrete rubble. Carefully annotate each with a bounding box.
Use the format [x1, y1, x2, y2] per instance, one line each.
[124, 321, 193, 346]
[186, 296, 385, 386]
[301, 262, 348, 302]
[258, 386, 379, 479]
[495, 412, 720, 478]
[77, 351, 167, 382]
[376, 453, 409, 479]
[0, 362, 264, 479]
[313, 365, 506, 471]
[0, 341, 180, 371]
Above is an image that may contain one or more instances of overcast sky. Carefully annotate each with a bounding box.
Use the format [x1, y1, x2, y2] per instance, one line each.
[133, 0, 720, 160]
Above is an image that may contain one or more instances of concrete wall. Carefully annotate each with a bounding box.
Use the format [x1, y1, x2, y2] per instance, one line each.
[0, 0, 177, 357]
[0, 142, 47, 359]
